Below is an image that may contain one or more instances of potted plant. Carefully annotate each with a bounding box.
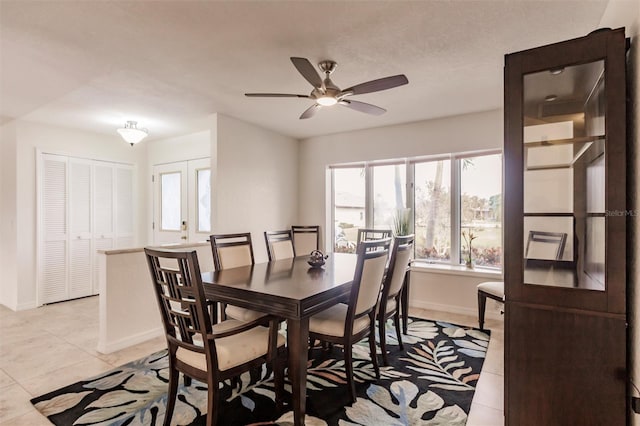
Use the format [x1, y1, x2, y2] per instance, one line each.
[462, 230, 478, 269]
[392, 208, 411, 236]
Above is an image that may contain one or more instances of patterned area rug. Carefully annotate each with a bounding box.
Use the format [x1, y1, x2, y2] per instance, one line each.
[31, 318, 490, 425]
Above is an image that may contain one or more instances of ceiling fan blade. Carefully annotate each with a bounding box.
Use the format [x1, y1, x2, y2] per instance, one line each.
[245, 93, 309, 98]
[300, 104, 320, 119]
[291, 57, 323, 88]
[339, 100, 386, 115]
[343, 74, 408, 96]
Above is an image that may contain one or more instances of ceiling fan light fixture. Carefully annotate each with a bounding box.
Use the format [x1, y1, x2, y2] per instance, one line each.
[245, 57, 409, 119]
[117, 121, 148, 145]
[316, 96, 338, 106]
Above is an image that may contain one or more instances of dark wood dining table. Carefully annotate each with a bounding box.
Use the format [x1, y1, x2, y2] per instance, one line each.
[201, 253, 358, 426]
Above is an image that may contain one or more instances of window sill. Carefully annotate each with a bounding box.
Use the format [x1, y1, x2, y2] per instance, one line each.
[410, 261, 503, 279]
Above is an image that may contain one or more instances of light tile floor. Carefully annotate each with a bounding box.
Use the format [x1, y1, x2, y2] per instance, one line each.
[0, 297, 504, 425]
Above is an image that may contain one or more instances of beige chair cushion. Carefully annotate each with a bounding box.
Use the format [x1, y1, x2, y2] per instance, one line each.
[477, 281, 504, 299]
[309, 303, 370, 338]
[225, 305, 268, 322]
[387, 248, 411, 296]
[176, 319, 285, 372]
[218, 245, 253, 269]
[355, 254, 388, 315]
[272, 240, 294, 260]
[293, 233, 317, 256]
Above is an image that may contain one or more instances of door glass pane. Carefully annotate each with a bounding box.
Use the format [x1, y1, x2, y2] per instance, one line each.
[161, 172, 181, 231]
[372, 164, 406, 229]
[460, 154, 502, 268]
[333, 167, 365, 253]
[414, 160, 451, 262]
[522, 60, 605, 290]
[197, 169, 211, 233]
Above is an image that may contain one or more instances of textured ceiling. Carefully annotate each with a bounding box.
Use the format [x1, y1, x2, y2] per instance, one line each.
[0, 1, 611, 141]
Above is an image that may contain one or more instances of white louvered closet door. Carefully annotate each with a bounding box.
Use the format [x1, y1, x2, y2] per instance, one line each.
[69, 159, 93, 299]
[41, 155, 69, 304]
[39, 153, 136, 305]
[93, 163, 114, 294]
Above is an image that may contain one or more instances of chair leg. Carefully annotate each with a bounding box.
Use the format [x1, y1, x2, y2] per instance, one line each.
[378, 316, 389, 367]
[478, 291, 487, 330]
[206, 375, 220, 426]
[164, 366, 179, 426]
[344, 343, 356, 404]
[273, 351, 285, 412]
[368, 328, 380, 380]
[394, 310, 404, 351]
[220, 302, 227, 321]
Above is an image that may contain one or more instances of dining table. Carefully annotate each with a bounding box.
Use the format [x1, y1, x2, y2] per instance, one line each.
[201, 253, 358, 426]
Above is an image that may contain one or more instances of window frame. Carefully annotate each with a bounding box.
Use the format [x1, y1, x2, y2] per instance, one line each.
[329, 149, 503, 270]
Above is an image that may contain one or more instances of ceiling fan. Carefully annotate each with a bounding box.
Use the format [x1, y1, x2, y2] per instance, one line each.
[245, 57, 409, 119]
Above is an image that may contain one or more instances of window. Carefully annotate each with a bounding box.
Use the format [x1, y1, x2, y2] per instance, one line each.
[197, 168, 211, 233]
[160, 172, 181, 231]
[414, 160, 451, 261]
[460, 154, 502, 267]
[330, 151, 503, 269]
[372, 164, 406, 228]
[332, 166, 365, 253]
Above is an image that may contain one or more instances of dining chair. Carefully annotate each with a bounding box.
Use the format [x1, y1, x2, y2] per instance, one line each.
[291, 225, 320, 256]
[357, 228, 392, 246]
[378, 234, 414, 366]
[264, 229, 296, 261]
[308, 237, 391, 403]
[477, 230, 568, 330]
[144, 247, 285, 426]
[210, 233, 267, 322]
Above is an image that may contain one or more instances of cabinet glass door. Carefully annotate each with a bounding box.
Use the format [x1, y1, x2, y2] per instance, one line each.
[522, 60, 605, 290]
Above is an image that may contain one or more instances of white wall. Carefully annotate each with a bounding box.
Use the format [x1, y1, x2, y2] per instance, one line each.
[0, 120, 145, 310]
[598, 2, 640, 422]
[0, 122, 18, 309]
[214, 113, 299, 263]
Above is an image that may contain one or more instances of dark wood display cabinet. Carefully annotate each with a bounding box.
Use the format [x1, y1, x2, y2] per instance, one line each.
[503, 28, 628, 424]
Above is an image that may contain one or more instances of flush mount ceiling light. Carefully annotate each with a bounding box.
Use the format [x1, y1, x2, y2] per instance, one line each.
[117, 121, 148, 145]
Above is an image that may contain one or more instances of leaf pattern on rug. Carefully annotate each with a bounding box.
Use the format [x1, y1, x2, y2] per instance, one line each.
[440, 323, 490, 358]
[402, 340, 479, 391]
[30, 318, 489, 426]
[340, 380, 467, 425]
[399, 319, 439, 345]
[33, 391, 93, 417]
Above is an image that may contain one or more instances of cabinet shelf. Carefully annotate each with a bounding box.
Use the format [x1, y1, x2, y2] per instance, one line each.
[524, 134, 604, 148]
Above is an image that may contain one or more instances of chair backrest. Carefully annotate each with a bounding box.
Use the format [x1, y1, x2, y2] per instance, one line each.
[525, 231, 567, 260]
[349, 238, 391, 318]
[382, 234, 415, 302]
[264, 230, 296, 261]
[145, 248, 214, 363]
[357, 228, 392, 245]
[291, 225, 320, 256]
[210, 233, 255, 270]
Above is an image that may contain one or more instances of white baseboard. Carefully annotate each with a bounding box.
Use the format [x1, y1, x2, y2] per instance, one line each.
[16, 301, 38, 311]
[409, 300, 503, 321]
[97, 327, 164, 354]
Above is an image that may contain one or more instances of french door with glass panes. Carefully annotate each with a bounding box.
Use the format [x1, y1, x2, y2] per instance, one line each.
[153, 158, 211, 245]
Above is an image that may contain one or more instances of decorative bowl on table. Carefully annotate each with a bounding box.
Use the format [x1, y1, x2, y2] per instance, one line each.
[307, 250, 328, 268]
